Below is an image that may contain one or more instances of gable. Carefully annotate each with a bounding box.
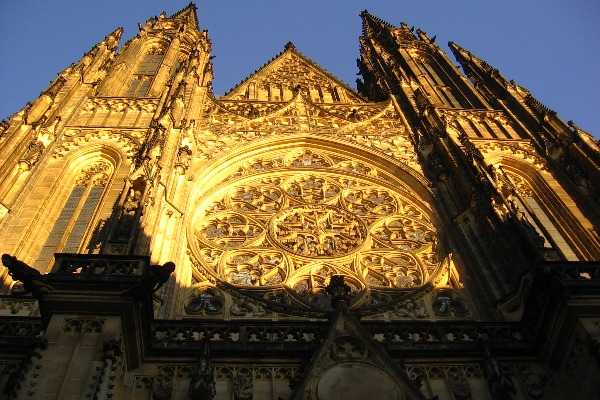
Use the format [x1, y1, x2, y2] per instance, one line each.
[221, 43, 366, 104]
[290, 296, 427, 400]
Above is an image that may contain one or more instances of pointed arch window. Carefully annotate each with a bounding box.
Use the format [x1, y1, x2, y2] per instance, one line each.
[502, 169, 579, 261]
[36, 161, 113, 268]
[125, 48, 165, 97]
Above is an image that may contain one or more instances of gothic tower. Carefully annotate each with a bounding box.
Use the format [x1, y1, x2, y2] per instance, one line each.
[0, 5, 599, 400]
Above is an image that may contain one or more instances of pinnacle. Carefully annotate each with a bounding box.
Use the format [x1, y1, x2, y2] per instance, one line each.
[109, 27, 123, 39]
[284, 41, 296, 51]
[171, 2, 196, 17]
[169, 2, 198, 23]
[448, 42, 468, 62]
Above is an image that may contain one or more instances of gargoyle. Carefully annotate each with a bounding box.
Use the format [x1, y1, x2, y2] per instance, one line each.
[149, 261, 175, 293]
[2, 254, 53, 296]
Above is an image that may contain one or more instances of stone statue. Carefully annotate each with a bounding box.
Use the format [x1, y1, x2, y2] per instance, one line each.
[233, 374, 253, 400]
[18, 139, 45, 171]
[188, 342, 216, 400]
[482, 347, 516, 400]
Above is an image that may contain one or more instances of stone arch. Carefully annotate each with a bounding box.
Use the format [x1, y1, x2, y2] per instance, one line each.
[15, 144, 126, 270]
[188, 134, 432, 206]
[491, 156, 600, 260]
[184, 135, 453, 314]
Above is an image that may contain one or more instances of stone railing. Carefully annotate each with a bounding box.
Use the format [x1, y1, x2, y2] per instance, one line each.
[542, 262, 600, 283]
[51, 253, 148, 276]
[151, 321, 327, 352]
[0, 317, 43, 338]
[149, 320, 531, 356]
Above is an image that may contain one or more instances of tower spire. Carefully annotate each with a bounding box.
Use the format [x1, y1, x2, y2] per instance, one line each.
[448, 41, 508, 102]
[169, 2, 199, 27]
[450, 41, 600, 194]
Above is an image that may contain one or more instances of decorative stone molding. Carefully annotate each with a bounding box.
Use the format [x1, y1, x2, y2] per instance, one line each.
[53, 128, 141, 159]
[474, 139, 548, 170]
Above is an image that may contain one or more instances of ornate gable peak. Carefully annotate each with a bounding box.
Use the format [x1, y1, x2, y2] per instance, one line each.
[222, 43, 367, 104]
[290, 301, 426, 400]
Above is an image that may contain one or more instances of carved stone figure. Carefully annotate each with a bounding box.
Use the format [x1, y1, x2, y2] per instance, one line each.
[325, 275, 347, 296]
[148, 262, 176, 293]
[113, 188, 143, 240]
[18, 139, 45, 171]
[176, 145, 193, 173]
[188, 343, 216, 400]
[230, 299, 266, 317]
[1, 254, 52, 296]
[233, 374, 253, 400]
[482, 348, 516, 400]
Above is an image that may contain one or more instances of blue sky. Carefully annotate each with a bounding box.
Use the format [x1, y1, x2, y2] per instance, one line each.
[1, 1, 598, 137]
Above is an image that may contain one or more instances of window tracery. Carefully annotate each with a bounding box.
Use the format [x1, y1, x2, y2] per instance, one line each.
[35, 160, 113, 268]
[184, 287, 225, 315]
[189, 148, 444, 311]
[125, 48, 165, 97]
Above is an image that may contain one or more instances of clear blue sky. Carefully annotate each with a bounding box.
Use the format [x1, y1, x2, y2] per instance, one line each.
[1, 1, 598, 137]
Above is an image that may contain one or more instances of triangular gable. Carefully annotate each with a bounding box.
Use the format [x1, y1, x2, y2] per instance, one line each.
[222, 42, 367, 104]
[291, 298, 426, 400]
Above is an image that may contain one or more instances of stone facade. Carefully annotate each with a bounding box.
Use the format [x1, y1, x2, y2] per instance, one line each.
[1, 5, 599, 400]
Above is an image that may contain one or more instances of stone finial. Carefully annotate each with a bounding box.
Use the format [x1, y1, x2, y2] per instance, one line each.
[284, 41, 296, 51]
[326, 275, 352, 310]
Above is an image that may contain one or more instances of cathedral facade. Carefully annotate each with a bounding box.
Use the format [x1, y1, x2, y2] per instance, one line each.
[1, 5, 600, 399]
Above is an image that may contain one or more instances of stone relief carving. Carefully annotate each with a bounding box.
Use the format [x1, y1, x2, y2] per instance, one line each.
[74, 161, 111, 187]
[230, 299, 267, 317]
[331, 336, 368, 360]
[18, 139, 45, 171]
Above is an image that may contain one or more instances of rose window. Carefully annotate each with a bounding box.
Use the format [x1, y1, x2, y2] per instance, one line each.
[190, 149, 443, 310]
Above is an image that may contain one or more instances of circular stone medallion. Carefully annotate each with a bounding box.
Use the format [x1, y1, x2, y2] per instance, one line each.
[268, 205, 367, 258]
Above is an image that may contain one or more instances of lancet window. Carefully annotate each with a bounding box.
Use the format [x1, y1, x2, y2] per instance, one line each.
[501, 169, 578, 261]
[125, 48, 165, 97]
[35, 161, 113, 269]
[415, 57, 461, 108]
